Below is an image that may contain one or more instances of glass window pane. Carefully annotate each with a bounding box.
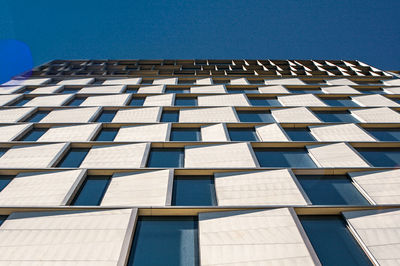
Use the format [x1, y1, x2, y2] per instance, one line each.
[126, 88, 138, 93]
[67, 97, 85, 106]
[254, 148, 317, 168]
[366, 128, 400, 141]
[172, 176, 216, 206]
[285, 128, 315, 141]
[12, 98, 30, 106]
[297, 175, 369, 205]
[249, 98, 281, 106]
[0, 176, 13, 192]
[228, 128, 258, 141]
[129, 98, 145, 106]
[161, 111, 179, 122]
[57, 148, 89, 167]
[322, 98, 359, 107]
[147, 148, 184, 167]
[289, 89, 321, 94]
[22, 88, 34, 94]
[237, 111, 275, 122]
[128, 216, 198, 266]
[96, 110, 116, 122]
[175, 98, 197, 106]
[170, 129, 200, 141]
[0, 148, 8, 158]
[315, 111, 359, 123]
[20, 128, 47, 141]
[72, 176, 111, 206]
[61, 88, 79, 94]
[228, 89, 257, 94]
[167, 88, 189, 93]
[300, 216, 372, 266]
[95, 129, 118, 141]
[25, 111, 49, 122]
[358, 89, 385, 94]
[357, 148, 400, 167]
[0, 216, 7, 227]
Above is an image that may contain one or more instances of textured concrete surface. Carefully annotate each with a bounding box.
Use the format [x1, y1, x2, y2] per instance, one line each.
[272, 107, 322, 123]
[114, 123, 169, 141]
[143, 94, 174, 106]
[102, 78, 141, 85]
[351, 107, 400, 123]
[258, 85, 290, 94]
[112, 107, 161, 123]
[264, 78, 306, 85]
[80, 94, 130, 106]
[24, 94, 73, 107]
[57, 78, 94, 85]
[351, 94, 400, 107]
[40, 107, 100, 123]
[179, 107, 239, 122]
[38, 124, 100, 142]
[0, 107, 35, 122]
[201, 123, 229, 141]
[137, 85, 165, 94]
[278, 94, 327, 107]
[310, 123, 376, 142]
[78, 85, 125, 94]
[198, 94, 250, 106]
[190, 85, 226, 94]
[255, 123, 290, 141]
[0, 123, 31, 141]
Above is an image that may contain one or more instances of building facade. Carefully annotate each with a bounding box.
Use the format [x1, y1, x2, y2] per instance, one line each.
[0, 59, 399, 265]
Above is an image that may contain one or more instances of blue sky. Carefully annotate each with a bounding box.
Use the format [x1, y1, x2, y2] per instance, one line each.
[0, 0, 399, 81]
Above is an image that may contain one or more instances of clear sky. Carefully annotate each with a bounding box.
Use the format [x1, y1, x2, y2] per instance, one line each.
[0, 0, 399, 81]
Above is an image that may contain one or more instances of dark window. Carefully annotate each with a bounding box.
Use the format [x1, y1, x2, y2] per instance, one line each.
[300, 216, 372, 265]
[356, 148, 400, 167]
[0, 148, 8, 158]
[358, 89, 385, 94]
[126, 88, 138, 93]
[56, 148, 89, 167]
[95, 110, 116, 122]
[172, 176, 216, 206]
[170, 128, 200, 141]
[297, 175, 369, 205]
[228, 128, 258, 141]
[175, 97, 197, 106]
[12, 98, 30, 106]
[147, 148, 184, 167]
[249, 98, 281, 106]
[61, 88, 79, 94]
[237, 111, 275, 122]
[22, 88, 34, 94]
[128, 216, 198, 266]
[254, 148, 317, 168]
[24, 111, 49, 122]
[72, 176, 111, 206]
[289, 89, 321, 94]
[322, 98, 359, 107]
[315, 111, 359, 123]
[161, 111, 179, 122]
[228, 89, 257, 94]
[95, 129, 118, 141]
[0, 215, 7, 227]
[0, 176, 13, 192]
[129, 97, 145, 106]
[20, 128, 47, 141]
[67, 97, 86, 106]
[285, 128, 315, 141]
[167, 88, 189, 93]
[366, 128, 400, 141]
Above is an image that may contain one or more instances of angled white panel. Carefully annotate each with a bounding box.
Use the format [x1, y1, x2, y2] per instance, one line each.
[40, 107, 100, 123]
[0, 209, 134, 264]
[2, 78, 50, 86]
[351, 94, 399, 107]
[80, 143, 149, 168]
[101, 170, 171, 206]
[258, 85, 290, 94]
[38, 124, 100, 142]
[112, 107, 161, 123]
[102, 77, 142, 85]
[0, 143, 67, 168]
[350, 107, 400, 123]
[24, 94, 73, 107]
[152, 77, 177, 85]
[230, 78, 249, 85]
[349, 169, 400, 204]
[384, 87, 400, 94]
[278, 94, 327, 107]
[0, 94, 21, 106]
[0, 86, 23, 94]
[0, 124, 31, 141]
[0, 170, 84, 206]
[326, 78, 357, 86]
[215, 169, 309, 205]
[80, 94, 130, 106]
[185, 143, 258, 168]
[180, 107, 239, 123]
[343, 209, 400, 266]
[137, 85, 165, 94]
[30, 85, 63, 94]
[57, 78, 94, 85]
[199, 208, 319, 266]
[78, 85, 125, 94]
[143, 94, 174, 106]
[195, 77, 213, 85]
[201, 123, 229, 141]
[264, 78, 306, 85]
[272, 107, 322, 123]
[114, 123, 169, 141]
[321, 85, 361, 94]
[256, 123, 290, 141]
[190, 85, 226, 94]
[384, 79, 400, 86]
[198, 94, 250, 106]
[308, 142, 370, 167]
[0, 107, 35, 123]
[310, 124, 376, 142]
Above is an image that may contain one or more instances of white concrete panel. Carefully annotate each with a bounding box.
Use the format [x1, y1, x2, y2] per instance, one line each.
[384, 79, 400, 86]
[180, 107, 239, 123]
[80, 94, 130, 106]
[199, 208, 318, 266]
[80, 143, 149, 168]
[24, 94, 73, 107]
[310, 124, 376, 142]
[190, 85, 226, 94]
[272, 107, 322, 123]
[0, 94, 21, 106]
[0, 123, 31, 141]
[195, 77, 213, 85]
[57, 78, 94, 85]
[198, 94, 250, 106]
[326, 78, 357, 86]
[383, 86, 400, 94]
[308, 142, 370, 167]
[351, 94, 400, 107]
[0, 107, 35, 123]
[278, 94, 327, 107]
[0, 86, 23, 94]
[258, 85, 290, 94]
[0, 170, 84, 206]
[349, 169, 400, 204]
[321, 85, 361, 94]
[343, 209, 400, 266]
[101, 170, 171, 206]
[0, 209, 134, 264]
[137, 85, 165, 94]
[114, 123, 169, 141]
[215, 169, 309, 206]
[2, 78, 50, 86]
[0, 143, 67, 168]
[152, 77, 177, 85]
[40, 107, 100, 123]
[351, 107, 400, 123]
[256, 123, 290, 141]
[102, 78, 141, 85]
[264, 78, 306, 85]
[78, 85, 125, 94]
[30, 85, 63, 94]
[143, 94, 174, 106]
[112, 107, 161, 123]
[230, 78, 249, 85]
[38, 124, 100, 142]
[201, 124, 229, 141]
[185, 143, 258, 168]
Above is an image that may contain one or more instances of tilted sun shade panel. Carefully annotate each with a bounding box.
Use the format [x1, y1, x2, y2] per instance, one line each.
[0, 107, 35, 123]
[310, 123, 376, 142]
[57, 78, 94, 85]
[271, 107, 322, 123]
[24, 94, 73, 107]
[78, 85, 126, 94]
[198, 94, 250, 106]
[278, 94, 327, 107]
[255, 123, 290, 141]
[201, 123, 229, 141]
[38, 124, 101, 142]
[80, 94, 130, 106]
[351, 94, 400, 107]
[190, 85, 226, 94]
[0, 123, 31, 141]
[102, 77, 142, 85]
[3, 78, 50, 86]
[114, 123, 169, 141]
[143, 94, 174, 106]
[351, 107, 400, 123]
[179, 107, 239, 123]
[40, 107, 101, 123]
[112, 107, 161, 123]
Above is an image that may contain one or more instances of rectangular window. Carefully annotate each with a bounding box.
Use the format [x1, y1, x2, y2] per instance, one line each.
[365, 128, 400, 141]
[167, 88, 189, 93]
[228, 89, 257, 94]
[72, 175, 111, 206]
[288, 89, 322, 94]
[61, 88, 79, 94]
[0, 148, 8, 158]
[12, 98, 30, 106]
[56, 148, 89, 167]
[228, 128, 258, 141]
[20, 128, 47, 141]
[322, 97, 359, 107]
[356, 148, 400, 167]
[175, 97, 197, 106]
[315, 111, 359, 123]
[128, 216, 198, 266]
[126, 88, 138, 93]
[0, 215, 7, 227]
[146, 148, 184, 167]
[129, 97, 145, 106]
[67, 97, 86, 106]
[94, 128, 118, 141]
[161, 111, 179, 122]
[254, 148, 317, 168]
[0, 176, 13, 192]
[24, 111, 49, 122]
[300, 216, 372, 265]
[357, 89, 385, 94]
[297, 175, 369, 205]
[22, 88, 34, 94]
[237, 111, 275, 122]
[248, 98, 281, 106]
[95, 110, 116, 122]
[285, 128, 315, 141]
[172, 176, 216, 206]
[170, 128, 200, 141]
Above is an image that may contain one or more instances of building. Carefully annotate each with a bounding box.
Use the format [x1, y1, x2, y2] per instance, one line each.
[0, 59, 399, 265]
